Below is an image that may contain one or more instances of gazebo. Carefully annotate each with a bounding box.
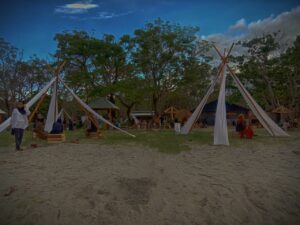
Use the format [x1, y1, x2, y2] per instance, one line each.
[89, 97, 119, 122]
[272, 105, 292, 123]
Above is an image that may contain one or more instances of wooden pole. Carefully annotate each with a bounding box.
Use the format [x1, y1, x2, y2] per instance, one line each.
[54, 77, 58, 122]
[28, 93, 47, 123]
[83, 109, 99, 130]
[109, 109, 112, 122]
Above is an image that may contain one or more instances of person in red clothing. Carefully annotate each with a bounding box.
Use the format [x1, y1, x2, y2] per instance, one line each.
[244, 125, 254, 139]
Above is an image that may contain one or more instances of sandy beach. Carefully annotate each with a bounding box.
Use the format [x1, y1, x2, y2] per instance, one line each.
[0, 132, 300, 225]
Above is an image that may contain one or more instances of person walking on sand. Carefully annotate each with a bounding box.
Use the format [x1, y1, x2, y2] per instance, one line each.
[11, 101, 30, 151]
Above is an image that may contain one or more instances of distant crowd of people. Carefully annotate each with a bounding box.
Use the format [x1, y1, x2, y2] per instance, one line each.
[282, 118, 298, 131]
[7, 100, 300, 150]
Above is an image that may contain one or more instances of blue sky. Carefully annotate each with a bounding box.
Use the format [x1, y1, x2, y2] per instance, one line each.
[0, 0, 299, 59]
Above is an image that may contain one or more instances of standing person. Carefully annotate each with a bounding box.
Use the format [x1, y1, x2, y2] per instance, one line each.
[68, 119, 74, 131]
[236, 114, 246, 138]
[282, 119, 290, 131]
[244, 125, 254, 139]
[293, 118, 298, 128]
[11, 101, 30, 151]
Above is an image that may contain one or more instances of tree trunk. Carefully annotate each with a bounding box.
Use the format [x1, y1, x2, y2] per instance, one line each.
[126, 104, 134, 126]
[261, 74, 278, 108]
[4, 97, 11, 115]
[115, 95, 136, 125]
[152, 94, 159, 115]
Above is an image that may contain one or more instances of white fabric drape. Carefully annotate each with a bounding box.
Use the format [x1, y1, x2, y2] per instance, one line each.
[0, 77, 56, 133]
[44, 79, 58, 132]
[213, 68, 229, 145]
[59, 77, 135, 137]
[57, 109, 64, 122]
[180, 71, 221, 134]
[229, 67, 289, 137]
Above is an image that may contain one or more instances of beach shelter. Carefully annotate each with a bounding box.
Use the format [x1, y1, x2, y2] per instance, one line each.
[180, 44, 289, 145]
[89, 97, 119, 122]
[272, 105, 292, 114]
[0, 62, 135, 138]
[164, 106, 178, 121]
[272, 105, 292, 123]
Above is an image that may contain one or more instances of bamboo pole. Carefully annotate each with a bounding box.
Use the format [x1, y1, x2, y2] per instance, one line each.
[28, 93, 47, 123]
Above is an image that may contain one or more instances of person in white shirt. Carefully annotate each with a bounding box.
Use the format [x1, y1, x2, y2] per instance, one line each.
[11, 101, 30, 151]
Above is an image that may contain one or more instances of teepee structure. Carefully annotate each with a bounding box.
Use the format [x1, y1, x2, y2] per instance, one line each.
[180, 44, 289, 145]
[0, 62, 135, 138]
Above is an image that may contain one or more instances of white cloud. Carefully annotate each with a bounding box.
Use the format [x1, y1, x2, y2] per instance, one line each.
[246, 6, 300, 47]
[68, 11, 134, 20]
[229, 18, 247, 31]
[92, 11, 133, 20]
[201, 33, 246, 64]
[204, 6, 300, 58]
[55, 0, 99, 14]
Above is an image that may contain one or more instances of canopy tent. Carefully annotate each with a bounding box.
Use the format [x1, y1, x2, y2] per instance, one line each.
[202, 100, 249, 114]
[199, 100, 249, 125]
[0, 63, 135, 138]
[180, 44, 289, 145]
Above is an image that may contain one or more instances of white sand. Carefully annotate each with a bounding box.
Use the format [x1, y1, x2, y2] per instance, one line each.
[0, 139, 300, 225]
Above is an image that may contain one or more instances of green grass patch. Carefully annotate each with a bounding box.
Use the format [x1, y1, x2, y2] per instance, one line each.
[0, 127, 298, 154]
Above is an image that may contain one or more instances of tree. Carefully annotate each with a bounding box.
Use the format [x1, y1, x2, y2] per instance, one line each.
[236, 33, 281, 109]
[0, 38, 22, 113]
[133, 18, 201, 114]
[54, 31, 101, 101]
[278, 36, 300, 117]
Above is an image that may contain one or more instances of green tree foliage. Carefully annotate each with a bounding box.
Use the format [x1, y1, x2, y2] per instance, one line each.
[278, 36, 300, 116]
[235, 33, 282, 109]
[1, 19, 299, 122]
[132, 18, 204, 113]
[54, 31, 101, 100]
[0, 38, 50, 113]
[232, 33, 300, 117]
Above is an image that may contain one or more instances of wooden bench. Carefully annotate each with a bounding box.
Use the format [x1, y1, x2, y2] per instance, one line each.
[86, 131, 102, 139]
[47, 133, 66, 143]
